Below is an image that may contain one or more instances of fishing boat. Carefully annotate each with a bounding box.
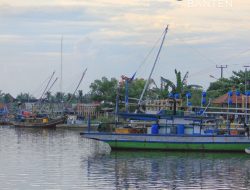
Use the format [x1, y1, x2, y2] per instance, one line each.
[0, 104, 11, 125]
[81, 132, 250, 152]
[81, 26, 250, 152]
[12, 113, 66, 128]
[81, 110, 250, 152]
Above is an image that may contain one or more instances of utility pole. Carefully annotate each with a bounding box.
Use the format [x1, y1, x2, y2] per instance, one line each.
[244, 65, 250, 124]
[216, 65, 227, 78]
[60, 36, 63, 99]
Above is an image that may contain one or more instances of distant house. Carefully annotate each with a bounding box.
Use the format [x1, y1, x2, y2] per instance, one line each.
[76, 102, 101, 119]
[145, 98, 183, 113]
[100, 107, 114, 117]
[0, 103, 8, 115]
[212, 93, 250, 108]
[22, 102, 36, 112]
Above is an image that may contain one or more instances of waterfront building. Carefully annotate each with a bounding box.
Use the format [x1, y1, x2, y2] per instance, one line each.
[76, 103, 101, 119]
[145, 98, 183, 113]
[212, 93, 250, 108]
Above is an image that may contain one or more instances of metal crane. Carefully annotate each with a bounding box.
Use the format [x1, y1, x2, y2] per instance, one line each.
[138, 26, 169, 107]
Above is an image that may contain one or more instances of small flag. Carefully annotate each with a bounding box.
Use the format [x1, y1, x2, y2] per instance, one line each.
[129, 72, 136, 82]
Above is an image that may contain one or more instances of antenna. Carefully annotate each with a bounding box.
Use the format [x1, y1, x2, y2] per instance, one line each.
[60, 36, 63, 96]
[244, 65, 250, 124]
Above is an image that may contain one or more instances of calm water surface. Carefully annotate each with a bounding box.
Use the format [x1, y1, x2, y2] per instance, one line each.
[0, 126, 250, 190]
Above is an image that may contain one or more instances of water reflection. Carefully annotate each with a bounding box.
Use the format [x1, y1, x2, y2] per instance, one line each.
[86, 150, 250, 189]
[1, 126, 250, 190]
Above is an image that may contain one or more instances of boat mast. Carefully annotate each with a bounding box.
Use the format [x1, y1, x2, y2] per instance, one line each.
[47, 77, 58, 93]
[244, 66, 250, 124]
[60, 36, 64, 115]
[67, 68, 87, 103]
[60, 36, 63, 98]
[138, 26, 169, 107]
[39, 71, 55, 101]
[39, 77, 58, 114]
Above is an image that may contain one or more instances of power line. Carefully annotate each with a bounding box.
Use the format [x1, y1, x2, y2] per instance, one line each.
[173, 32, 250, 79]
[135, 29, 166, 74]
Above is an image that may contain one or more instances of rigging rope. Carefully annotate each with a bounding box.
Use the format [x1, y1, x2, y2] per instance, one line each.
[135, 29, 166, 75]
[174, 34, 250, 78]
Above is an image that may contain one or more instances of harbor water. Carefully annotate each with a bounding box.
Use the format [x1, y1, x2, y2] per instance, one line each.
[1, 126, 250, 190]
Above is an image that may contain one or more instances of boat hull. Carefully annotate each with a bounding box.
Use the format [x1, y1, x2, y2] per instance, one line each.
[12, 117, 66, 128]
[81, 133, 250, 152]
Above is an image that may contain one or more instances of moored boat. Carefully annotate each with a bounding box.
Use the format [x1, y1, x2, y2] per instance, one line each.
[81, 132, 250, 152]
[81, 26, 250, 153]
[12, 115, 66, 128]
[0, 104, 11, 125]
[81, 112, 250, 152]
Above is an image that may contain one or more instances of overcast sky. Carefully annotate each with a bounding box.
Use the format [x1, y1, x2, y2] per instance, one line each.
[0, 0, 250, 97]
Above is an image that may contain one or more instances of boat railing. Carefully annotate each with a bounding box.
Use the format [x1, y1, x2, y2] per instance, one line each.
[113, 121, 247, 136]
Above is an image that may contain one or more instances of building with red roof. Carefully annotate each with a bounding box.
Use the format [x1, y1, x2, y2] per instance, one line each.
[212, 92, 250, 108]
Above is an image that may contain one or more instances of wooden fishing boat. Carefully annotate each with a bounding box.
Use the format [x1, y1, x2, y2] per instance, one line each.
[81, 27, 250, 153]
[12, 116, 66, 128]
[81, 132, 250, 152]
[81, 112, 250, 152]
[0, 104, 10, 125]
[0, 119, 12, 125]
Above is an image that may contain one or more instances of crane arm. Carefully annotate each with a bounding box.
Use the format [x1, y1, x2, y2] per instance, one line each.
[138, 26, 169, 106]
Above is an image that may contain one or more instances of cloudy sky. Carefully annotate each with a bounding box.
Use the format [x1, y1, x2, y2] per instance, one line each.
[0, 0, 250, 97]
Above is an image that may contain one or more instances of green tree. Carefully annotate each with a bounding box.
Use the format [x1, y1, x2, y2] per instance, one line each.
[118, 78, 146, 110]
[159, 70, 204, 106]
[207, 70, 250, 99]
[184, 85, 203, 106]
[16, 93, 34, 103]
[161, 69, 189, 98]
[3, 93, 14, 103]
[207, 78, 233, 99]
[82, 93, 92, 103]
[175, 69, 183, 94]
[46, 91, 51, 102]
[126, 78, 146, 99]
[78, 90, 83, 103]
[54, 92, 64, 103]
[90, 77, 118, 103]
[64, 92, 77, 103]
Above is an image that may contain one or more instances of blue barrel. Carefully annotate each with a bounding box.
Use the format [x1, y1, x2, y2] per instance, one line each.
[151, 124, 159, 134]
[177, 124, 185, 135]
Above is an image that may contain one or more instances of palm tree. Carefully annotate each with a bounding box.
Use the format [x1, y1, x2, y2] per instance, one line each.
[66, 93, 72, 102]
[46, 91, 51, 102]
[78, 90, 83, 103]
[161, 69, 185, 97]
[161, 69, 202, 103]
[0, 91, 5, 102]
[55, 92, 64, 103]
[16, 93, 33, 103]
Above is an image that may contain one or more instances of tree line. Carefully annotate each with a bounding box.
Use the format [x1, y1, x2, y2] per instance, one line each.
[1, 69, 250, 107]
